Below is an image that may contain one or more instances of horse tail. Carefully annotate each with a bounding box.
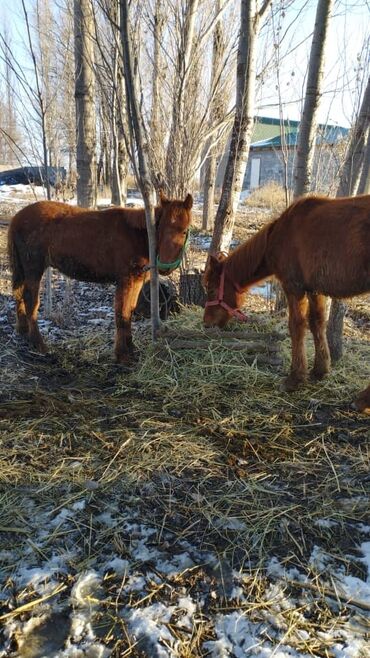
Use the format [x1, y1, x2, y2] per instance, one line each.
[7, 225, 24, 292]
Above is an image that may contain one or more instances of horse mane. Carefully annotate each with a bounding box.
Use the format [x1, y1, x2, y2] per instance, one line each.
[121, 207, 148, 230]
[225, 196, 332, 284]
[101, 205, 163, 231]
[226, 218, 276, 285]
[277, 195, 332, 223]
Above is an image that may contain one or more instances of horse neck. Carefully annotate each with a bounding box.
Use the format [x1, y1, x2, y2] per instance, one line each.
[225, 223, 273, 290]
[123, 206, 161, 231]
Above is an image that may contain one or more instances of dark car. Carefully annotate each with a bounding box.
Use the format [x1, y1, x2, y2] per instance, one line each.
[0, 166, 67, 187]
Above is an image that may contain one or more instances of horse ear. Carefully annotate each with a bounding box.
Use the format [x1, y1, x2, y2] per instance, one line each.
[183, 193, 193, 210]
[209, 253, 224, 270]
[159, 189, 169, 205]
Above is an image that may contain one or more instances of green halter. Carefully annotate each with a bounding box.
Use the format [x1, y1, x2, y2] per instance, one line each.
[156, 229, 190, 271]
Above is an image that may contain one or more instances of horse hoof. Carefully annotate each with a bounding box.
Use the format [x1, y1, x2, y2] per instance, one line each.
[30, 342, 48, 355]
[310, 368, 328, 381]
[351, 398, 370, 414]
[115, 354, 136, 367]
[16, 323, 29, 336]
[282, 375, 304, 392]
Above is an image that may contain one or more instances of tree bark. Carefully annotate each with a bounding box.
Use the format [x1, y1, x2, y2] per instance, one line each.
[327, 74, 370, 360]
[357, 128, 370, 195]
[202, 150, 217, 230]
[74, 0, 97, 208]
[210, 0, 272, 254]
[293, 0, 334, 198]
[22, 0, 53, 316]
[165, 0, 200, 196]
[337, 75, 370, 197]
[120, 0, 160, 339]
[202, 0, 224, 231]
[149, 0, 166, 188]
[111, 6, 128, 207]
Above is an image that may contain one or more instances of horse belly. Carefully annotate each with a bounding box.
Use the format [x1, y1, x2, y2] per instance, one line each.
[49, 254, 116, 284]
[305, 260, 370, 299]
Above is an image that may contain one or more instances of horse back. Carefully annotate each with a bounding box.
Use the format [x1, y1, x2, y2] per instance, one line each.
[269, 195, 370, 297]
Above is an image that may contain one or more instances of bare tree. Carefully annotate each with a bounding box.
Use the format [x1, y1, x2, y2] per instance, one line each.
[165, 0, 200, 196]
[109, 0, 128, 206]
[0, 27, 20, 166]
[336, 76, 370, 198]
[202, 0, 227, 231]
[149, 0, 166, 187]
[357, 130, 370, 194]
[20, 0, 54, 315]
[210, 0, 273, 254]
[58, 1, 76, 193]
[141, 0, 235, 198]
[120, 0, 160, 338]
[327, 74, 370, 362]
[74, 0, 97, 207]
[293, 0, 334, 198]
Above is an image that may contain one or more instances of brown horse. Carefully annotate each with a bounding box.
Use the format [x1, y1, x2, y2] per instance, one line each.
[8, 191, 192, 362]
[203, 195, 370, 412]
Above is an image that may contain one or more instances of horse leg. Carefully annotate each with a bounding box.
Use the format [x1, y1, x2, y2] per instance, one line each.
[10, 245, 28, 335]
[14, 285, 28, 335]
[308, 293, 331, 380]
[284, 292, 309, 391]
[114, 277, 145, 363]
[353, 384, 370, 413]
[23, 277, 47, 353]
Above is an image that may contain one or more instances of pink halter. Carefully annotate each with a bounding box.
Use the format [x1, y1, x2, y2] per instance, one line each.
[205, 266, 248, 323]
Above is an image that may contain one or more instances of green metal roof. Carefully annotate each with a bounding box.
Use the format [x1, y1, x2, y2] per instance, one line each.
[251, 116, 348, 149]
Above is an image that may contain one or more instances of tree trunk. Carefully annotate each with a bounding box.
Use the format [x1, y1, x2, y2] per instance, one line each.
[202, 0, 224, 231]
[327, 74, 370, 359]
[165, 0, 200, 197]
[293, 0, 334, 198]
[149, 0, 165, 188]
[202, 148, 217, 230]
[74, 0, 97, 208]
[21, 0, 53, 316]
[337, 75, 370, 197]
[210, 0, 272, 254]
[111, 7, 128, 207]
[120, 0, 160, 339]
[357, 129, 370, 194]
[326, 299, 346, 362]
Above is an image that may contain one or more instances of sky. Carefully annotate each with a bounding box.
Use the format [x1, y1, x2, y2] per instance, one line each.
[255, 0, 370, 127]
[0, 0, 369, 129]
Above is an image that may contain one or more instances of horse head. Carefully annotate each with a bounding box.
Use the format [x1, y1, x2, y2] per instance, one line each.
[203, 252, 247, 327]
[156, 190, 192, 275]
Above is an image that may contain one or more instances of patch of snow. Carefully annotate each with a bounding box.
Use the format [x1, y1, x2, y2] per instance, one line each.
[17, 565, 60, 594]
[309, 545, 333, 573]
[50, 507, 73, 527]
[105, 557, 129, 575]
[71, 500, 86, 512]
[125, 195, 144, 208]
[315, 518, 339, 529]
[266, 556, 302, 581]
[155, 551, 194, 576]
[214, 517, 247, 531]
[125, 603, 176, 658]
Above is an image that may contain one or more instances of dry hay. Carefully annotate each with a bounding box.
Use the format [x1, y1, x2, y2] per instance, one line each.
[0, 306, 369, 656]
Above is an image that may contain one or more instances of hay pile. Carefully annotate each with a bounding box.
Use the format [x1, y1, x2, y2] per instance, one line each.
[0, 306, 369, 657]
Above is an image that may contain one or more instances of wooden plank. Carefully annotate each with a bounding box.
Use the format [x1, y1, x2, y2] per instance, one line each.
[158, 326, 284, 342]
[164, 339, 280, 353]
